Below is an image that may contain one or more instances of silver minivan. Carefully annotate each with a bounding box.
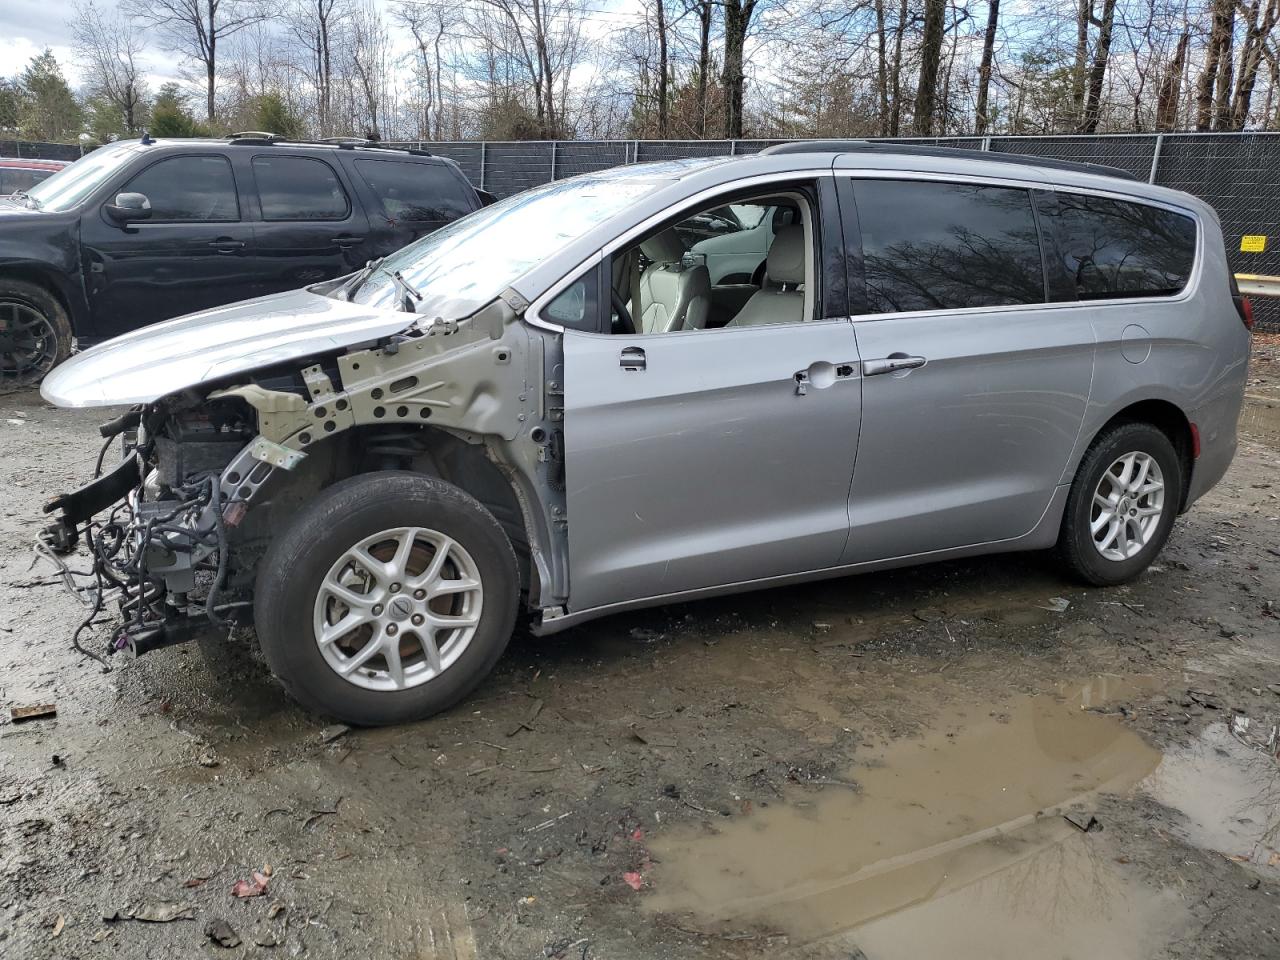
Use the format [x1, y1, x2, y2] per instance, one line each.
[41, 143, 1252, 724]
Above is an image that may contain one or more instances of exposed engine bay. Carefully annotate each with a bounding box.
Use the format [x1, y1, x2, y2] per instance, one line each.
[37, 295, 569, 665]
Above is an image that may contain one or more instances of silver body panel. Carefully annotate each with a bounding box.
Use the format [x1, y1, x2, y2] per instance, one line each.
[41, 284, 417, 408]
[41, 149, 1250, 638]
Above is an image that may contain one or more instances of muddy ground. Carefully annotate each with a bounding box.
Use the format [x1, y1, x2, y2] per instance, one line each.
[1, 337, 1279, 960]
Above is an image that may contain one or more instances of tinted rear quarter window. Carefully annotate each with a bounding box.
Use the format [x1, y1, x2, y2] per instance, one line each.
[1041, 193, 1196, 300]
[253, 155, 349, 220]
[354, 159, 474, 222]
[123, 155, 239, 221]
[852, 180, 1045, 313]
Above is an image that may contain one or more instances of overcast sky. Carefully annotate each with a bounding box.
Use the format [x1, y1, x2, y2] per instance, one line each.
[0, 0, 178, 88]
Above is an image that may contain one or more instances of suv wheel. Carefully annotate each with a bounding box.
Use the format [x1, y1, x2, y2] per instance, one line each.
[0, 279, 72, 386]
[255, 472, 519, 725]
[1057, 422, 1183, 586]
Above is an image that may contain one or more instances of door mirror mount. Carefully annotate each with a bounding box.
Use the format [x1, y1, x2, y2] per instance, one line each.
[105, 192, 152, 225]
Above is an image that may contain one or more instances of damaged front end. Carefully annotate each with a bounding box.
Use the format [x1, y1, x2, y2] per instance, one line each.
[39, 290, 569, 664]
[42, 392, 261, 656]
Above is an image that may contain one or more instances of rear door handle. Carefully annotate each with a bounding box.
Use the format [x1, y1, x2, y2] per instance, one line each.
[331, 235, 365, 249]
[208, 237, 245, 254]
[863, 355, 927, 377]
[620, 346, 646, 371]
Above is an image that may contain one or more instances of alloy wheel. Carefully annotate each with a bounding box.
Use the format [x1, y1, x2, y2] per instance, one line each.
[0, 299, 58, 383]
[1089, 451, 1165, 562]
[313, 526, 484, 692]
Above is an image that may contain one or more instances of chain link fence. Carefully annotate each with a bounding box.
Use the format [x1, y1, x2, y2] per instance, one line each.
[397, 132, 1280, 331]
[0, 140, 87, 161]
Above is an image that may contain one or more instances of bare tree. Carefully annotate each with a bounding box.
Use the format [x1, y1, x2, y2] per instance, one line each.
[1196, 0, 1233, 129]
[70, 0, 147, 133]
[348, 1, 390, 139]
[912, 0, 945, 134]
[975, 0, 1000, 135]
[125, 0, 268, 122]
[1079, 0, 1117, 132]
[1230, 0, 1280, 128]
[721, 0, 758, 137]
[1155, 30, 1189, 130]
[288, 0, 350, 136]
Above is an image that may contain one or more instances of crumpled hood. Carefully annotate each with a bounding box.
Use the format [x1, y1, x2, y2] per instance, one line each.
[42, 287, 419, 408]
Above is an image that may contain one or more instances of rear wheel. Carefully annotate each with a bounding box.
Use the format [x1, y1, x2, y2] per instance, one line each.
[0, 279, 72, 386]
[1057, 422, 1183, 586]
[255, 472, 519, 725]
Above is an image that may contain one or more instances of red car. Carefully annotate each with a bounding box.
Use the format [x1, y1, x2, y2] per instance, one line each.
[0, 157, 70, 195]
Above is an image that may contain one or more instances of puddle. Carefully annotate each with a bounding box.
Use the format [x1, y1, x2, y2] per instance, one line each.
[645, 679, 1175, 952]
[1146, 720, 1280, 870]
[1240, 396, 1280, 446]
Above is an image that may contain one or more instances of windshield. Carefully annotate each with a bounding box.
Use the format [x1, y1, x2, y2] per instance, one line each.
[25, 143, 140, 212]
[349, 176, 658, 318]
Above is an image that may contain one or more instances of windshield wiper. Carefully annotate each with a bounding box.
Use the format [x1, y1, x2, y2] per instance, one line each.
[342, 257, 384, 301]
[10, 190, 39, 209]
[390, 270, 423, 313]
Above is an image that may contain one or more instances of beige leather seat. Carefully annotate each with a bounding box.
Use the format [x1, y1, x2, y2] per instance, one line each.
[630, 230, 711, 334]
[728, 225, 806, 327]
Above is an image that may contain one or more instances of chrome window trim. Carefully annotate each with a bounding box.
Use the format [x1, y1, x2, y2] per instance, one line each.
[835, 169, 1204, 324]
[525, 168, 835, 333]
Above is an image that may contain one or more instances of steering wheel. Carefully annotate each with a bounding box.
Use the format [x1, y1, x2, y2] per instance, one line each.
[611, 289, 636, 335]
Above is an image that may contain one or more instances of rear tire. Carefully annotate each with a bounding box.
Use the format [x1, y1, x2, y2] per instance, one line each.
[255, 472, 519, 725]
[1057, 422, 1183, 586]
[0, 278, 72, 386]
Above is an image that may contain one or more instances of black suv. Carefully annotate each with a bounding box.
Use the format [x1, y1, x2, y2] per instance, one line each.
[0, 134, 485, 383]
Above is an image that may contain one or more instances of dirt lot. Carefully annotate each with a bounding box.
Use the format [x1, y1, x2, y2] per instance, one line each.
[2, 336, 1279, 959]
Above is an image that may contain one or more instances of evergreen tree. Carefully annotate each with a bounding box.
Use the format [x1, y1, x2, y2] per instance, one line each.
[19, 50, 83, 142]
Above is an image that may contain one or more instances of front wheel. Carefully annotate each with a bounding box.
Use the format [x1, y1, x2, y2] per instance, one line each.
[1057, 422, 1183, 586]
[255, 472, 519, 725]
[0, 279, 73, 386]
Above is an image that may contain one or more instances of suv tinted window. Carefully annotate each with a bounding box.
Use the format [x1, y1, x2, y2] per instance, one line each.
[123, 155, 238, 221]
[354, 159, 473, 221]
[1043, 193, 1196, 300]
[253, 155, 349, 220]
[851, 180, 1045, 314]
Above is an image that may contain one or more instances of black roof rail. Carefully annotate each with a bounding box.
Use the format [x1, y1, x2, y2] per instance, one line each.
[758, 139, 1138, 181]
[222, 133, 434, 158]
[226, 130, 282, 143]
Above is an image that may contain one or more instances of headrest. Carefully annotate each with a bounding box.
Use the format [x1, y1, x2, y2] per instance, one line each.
[767, 224, 805, 285]
[771, 205, 799, 232]
[639, 228, 686, 264]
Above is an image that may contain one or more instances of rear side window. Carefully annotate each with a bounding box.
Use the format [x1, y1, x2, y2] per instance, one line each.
[354, 159, 474, 222]
[252, 156, 349, 220]
[1042, 194, 1196, 300]
[852, 180, 1045, 314]
[123, 155, 239, 221]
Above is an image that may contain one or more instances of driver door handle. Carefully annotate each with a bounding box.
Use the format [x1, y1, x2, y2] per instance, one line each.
[863, 355, 927, 377]
[208, 237, 245, 254]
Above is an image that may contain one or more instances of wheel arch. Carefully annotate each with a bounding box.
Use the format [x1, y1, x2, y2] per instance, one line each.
[0, 260, 85, 333]
[1083, 398, 1195, 511]
[252, 422, 541, 603]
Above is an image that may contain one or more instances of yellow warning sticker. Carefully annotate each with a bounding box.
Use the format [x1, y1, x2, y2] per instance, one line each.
[1241, 234, 1267, 253]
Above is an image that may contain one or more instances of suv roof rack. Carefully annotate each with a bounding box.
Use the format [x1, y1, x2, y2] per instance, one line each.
[222, 133, 433, 157]
[227, 130, 282, 143]
[758, 139, 1138, 181]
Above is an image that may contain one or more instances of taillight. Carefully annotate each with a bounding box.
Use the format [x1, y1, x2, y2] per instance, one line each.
[1240, 296, 1255, 330]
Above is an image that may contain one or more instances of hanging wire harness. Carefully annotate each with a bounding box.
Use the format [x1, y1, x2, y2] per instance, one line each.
[38, 398, 256, 664]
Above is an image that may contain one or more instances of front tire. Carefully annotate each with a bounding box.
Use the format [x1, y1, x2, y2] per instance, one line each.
[0, 278, 72, 386]
[255, 472, 519, 725]
[1057, 422, 1183, 586]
